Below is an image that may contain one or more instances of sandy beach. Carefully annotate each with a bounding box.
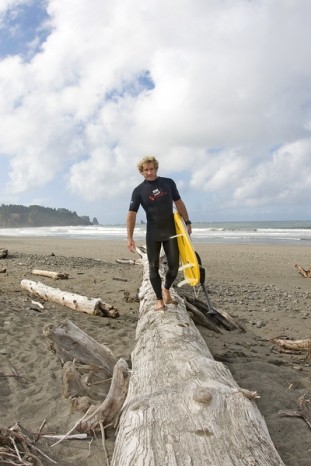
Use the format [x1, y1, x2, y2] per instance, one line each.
[1, 237, 310, 465]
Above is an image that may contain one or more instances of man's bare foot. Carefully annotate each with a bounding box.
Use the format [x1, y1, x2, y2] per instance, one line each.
[155, 299, 166, 311]
[162, 288, 177, 305]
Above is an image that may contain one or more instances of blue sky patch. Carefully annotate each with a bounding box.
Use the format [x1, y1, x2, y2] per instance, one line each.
[106, 70, 155, 101]
[0, 0, 50, 59]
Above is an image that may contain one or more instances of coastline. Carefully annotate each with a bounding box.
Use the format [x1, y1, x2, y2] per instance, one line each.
[1, 237, 311, 465]
[3, 235, 311, 291]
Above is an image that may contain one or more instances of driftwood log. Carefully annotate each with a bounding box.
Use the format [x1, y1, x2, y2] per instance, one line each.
[0, 423, 57, 465]
[116, 258, 141, 265]
[0, 248, 8, 258]
[272, 337, 311, 360]
[76, 358, 130, 432]
[32, 269, 69, 279]
[182, 293, 245, 332]
[184, 299, 221, 333]
[43, 320, 131, 434]
[278, 394, 311, 429]
[295, 264, 311, 278]
[21, 279, 119, 317]
[111, 247, 284, 466]
[43, 319, 118, 376]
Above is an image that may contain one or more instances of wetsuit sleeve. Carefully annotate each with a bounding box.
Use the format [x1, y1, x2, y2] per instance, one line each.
[170, 179, 181, 202]
[128, 187, 141, 212]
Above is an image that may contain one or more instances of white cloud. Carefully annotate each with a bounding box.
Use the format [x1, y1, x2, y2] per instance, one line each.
[0, 0, 30, 16]
[234, 139, 311, 207]
[1, 0, 311, 221]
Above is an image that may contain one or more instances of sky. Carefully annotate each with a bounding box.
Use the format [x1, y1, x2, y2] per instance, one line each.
[1, 0, 311, 225]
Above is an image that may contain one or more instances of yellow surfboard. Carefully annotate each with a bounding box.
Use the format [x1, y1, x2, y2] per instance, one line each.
[173, 212, 200, 287]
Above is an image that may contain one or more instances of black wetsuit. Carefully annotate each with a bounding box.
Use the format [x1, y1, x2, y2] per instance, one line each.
[129, 177, 180, 299]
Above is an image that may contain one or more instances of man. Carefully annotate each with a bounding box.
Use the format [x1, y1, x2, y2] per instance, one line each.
[127, 155, 192, 310]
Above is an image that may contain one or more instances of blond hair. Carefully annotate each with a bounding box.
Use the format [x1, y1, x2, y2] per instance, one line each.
[137, 155, 159, 173]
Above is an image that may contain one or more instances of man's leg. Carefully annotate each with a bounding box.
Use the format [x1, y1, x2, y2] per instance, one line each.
[162, 237, 179, 304]
[146, 239, 165, 309]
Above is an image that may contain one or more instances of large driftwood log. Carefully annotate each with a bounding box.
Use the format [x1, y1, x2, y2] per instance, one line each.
[21, 279, 119, 317]
[32, 269, 69, 279]
[111, 248, 284, 466]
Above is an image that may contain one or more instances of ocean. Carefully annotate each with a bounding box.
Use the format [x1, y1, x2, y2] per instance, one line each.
[1, 220, 311, 245]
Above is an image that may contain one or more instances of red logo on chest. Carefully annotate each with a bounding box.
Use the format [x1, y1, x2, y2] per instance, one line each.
[149, 188, 167, 201]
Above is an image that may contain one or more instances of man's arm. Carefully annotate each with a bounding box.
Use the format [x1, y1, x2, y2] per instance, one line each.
[126, 210, 137, 252]
[174, 198, 192, 234]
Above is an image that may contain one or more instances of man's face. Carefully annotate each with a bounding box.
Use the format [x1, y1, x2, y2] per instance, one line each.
[141, 162, 157, 181]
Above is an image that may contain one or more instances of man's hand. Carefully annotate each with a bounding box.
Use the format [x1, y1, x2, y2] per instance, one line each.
[126, 211, 137, 252]
[128, 238, 136, 252]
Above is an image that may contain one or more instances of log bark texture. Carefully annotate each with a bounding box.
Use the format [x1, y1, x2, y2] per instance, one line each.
[21, 279, 119, 317]
[111, 248, 284, 466]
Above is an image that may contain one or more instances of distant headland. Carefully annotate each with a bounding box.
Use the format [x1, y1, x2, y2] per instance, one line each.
[0, 204, 98, 228]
